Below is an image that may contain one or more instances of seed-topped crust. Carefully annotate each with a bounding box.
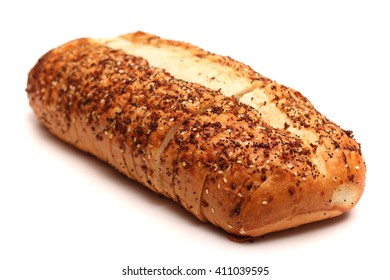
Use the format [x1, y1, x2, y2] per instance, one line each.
[26, 32, 366, 237]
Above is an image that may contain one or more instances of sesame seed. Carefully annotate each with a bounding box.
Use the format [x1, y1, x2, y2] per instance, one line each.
[182, 162, 186, 167]
[211, 207, 215, 214]
[205, 189, 209, 195]
[302, 177, 307, 181]
[217, 170, 223, 174]
[236, 160, 242, 164]
[217, 184, 221, 189]
[262, 200, 268, 205]
[169, 118, 175, 122]
[287, 164, 294, 169]
[223, 177, 227, 183]
[355, 165, 360, 170]
[239, 228, 246, 235]
[227, 225, 233, 229]
[237, 192, 243, 197]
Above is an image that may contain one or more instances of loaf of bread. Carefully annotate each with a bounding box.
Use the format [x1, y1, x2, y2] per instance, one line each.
[26, 32, 365, 237]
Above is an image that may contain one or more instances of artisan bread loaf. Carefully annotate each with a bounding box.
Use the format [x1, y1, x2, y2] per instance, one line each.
[26, 32, 365, 237]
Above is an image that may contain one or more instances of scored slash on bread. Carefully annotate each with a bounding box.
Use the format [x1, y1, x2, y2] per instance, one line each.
[26, 32, 366, 237]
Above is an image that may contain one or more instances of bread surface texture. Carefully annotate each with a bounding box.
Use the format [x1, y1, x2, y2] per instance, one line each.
[26, 32, 366, 237]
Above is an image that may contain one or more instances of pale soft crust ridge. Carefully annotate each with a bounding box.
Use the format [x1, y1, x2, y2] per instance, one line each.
[26, 32, 366, 237]
[95, 37, 255, 97]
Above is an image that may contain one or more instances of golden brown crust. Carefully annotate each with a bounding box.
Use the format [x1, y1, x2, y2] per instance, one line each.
[26, 32, 366, 237]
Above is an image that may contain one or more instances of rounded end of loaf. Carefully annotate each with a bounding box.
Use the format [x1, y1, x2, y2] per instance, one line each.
[199, 122, 365, 237]
[240, 182, 364, 238]
[210, 145, 365, 238]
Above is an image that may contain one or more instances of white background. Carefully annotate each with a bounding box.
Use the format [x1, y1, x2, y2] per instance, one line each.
[1, 0, 389, 279]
